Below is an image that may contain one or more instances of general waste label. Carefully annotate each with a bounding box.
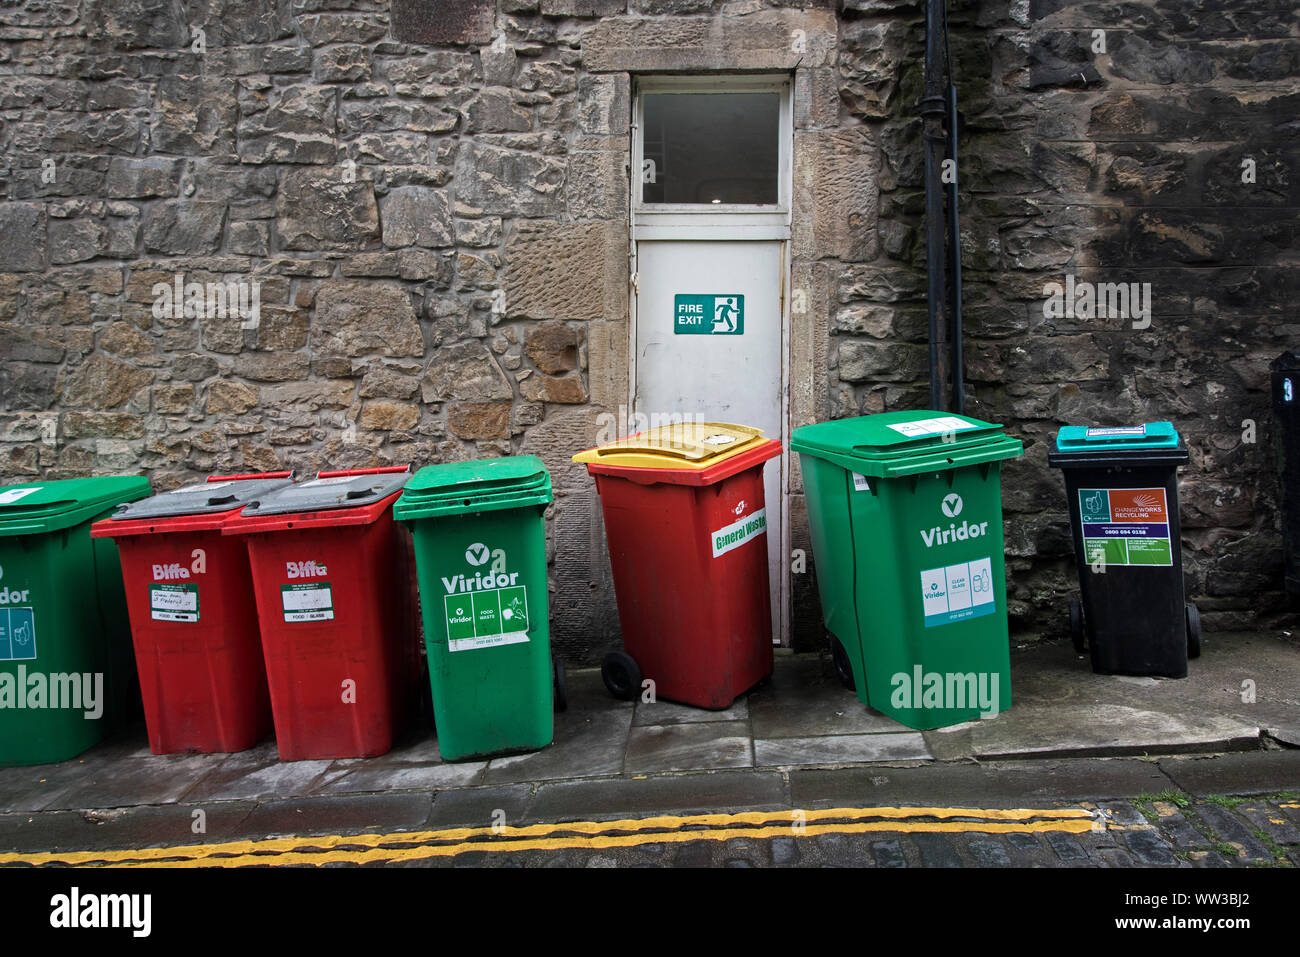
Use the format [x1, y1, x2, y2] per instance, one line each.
[1078, 487, 1173, 566]
[674, 294, 744, 335]
[281, 582, 334, 623]
[711, 507, 767, 558]
[920, 557, 996, 628]
[150, 583, 199, 623]
[444, 586, 529, 652]
[0, 608, 36, 660]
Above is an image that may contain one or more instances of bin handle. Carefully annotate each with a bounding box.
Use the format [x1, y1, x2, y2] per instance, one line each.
[317, 466, 412, 478]
[209, 471, 296, 482]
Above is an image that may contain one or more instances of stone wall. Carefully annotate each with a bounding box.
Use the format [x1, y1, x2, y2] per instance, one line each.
[828, 0, 1298, 636]
[0, 0, 1296, 661]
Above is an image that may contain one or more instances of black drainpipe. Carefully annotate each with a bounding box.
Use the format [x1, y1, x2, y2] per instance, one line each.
[945, 9, 965, 416]
[921, 0, 950, 413]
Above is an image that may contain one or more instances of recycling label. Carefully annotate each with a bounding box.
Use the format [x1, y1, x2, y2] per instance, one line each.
[919, 557, 996, 628]
[711, 507, 767, 558]
[0, 608, 37, 660]
[150, 583, 199, 623]
[444, 586, 529, 652]
[1078, 487, 1172, 566]
[281, 582, 334, 623]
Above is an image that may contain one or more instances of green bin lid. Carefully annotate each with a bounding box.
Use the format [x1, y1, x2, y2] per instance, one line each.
[1054, 421, 1180, 452]
[394, 456, 552, 521]
[0, 475, 152, 537]
[790, 411, 1023, 478]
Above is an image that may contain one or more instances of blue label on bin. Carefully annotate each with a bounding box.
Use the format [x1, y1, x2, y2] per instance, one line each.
[0, 608, 37, 661]
[919, 558, 996, 628]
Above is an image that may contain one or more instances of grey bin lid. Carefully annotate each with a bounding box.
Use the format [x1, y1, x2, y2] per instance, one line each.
[111, 476, 295, 521]
[241, 471, 411, 517]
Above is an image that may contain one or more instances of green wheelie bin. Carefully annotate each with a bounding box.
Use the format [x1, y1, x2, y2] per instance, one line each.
[394, 456, 559, 761]
[791, 412, 1023, 730]
[0, 475, 152, 765]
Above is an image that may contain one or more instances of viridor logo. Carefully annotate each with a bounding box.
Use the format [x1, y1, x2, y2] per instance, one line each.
[286, 560, 327, 579]
[442, 570, 521, 594]
[922, 493, 988, 548]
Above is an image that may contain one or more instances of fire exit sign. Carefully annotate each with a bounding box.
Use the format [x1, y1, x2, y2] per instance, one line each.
[673, 294, 745, 335]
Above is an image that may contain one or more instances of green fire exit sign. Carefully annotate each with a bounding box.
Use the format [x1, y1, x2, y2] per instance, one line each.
[674, 294, 744, 335]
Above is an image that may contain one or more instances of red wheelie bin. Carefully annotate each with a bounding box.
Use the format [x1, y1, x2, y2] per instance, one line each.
[573, 423, 781, 709]
[224, 467, 420, 760]
[90, 472, 295, 753]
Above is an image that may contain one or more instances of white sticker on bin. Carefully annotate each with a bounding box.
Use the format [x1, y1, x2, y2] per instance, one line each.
[887, 417, 979, 439]
[851, 472, 871, 492]
[299, 476, 358, 487]
[0, 487, 41, 506]
[282, 582, 334, 622]
[1084, 426, 1146, 438]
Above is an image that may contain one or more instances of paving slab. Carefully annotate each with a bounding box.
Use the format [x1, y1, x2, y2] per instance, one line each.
[789, 758, 1174, 808]
[317, 761, 487, 795]
[748, 656, 907, 738]
[632, 695, 748, 726]
[0, 760, 100, 813]
[754, 732, 931, 767]
[481, 704, 632, 784]
[426, 784, 536, 828]
[528, 769, 788, 820]
[479, 668, 633, 784]
[238, 793, 434, 840]
[1157, 750, 1300, 796]
[47, 753, 228, 810]
[960, 639, 1264, 759]
[181, 756, 340, 803]
[0, 801, 258, 853]
[624, 721, 753, 773]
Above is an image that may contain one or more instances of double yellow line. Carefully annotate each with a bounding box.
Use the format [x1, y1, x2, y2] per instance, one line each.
[0, 805, 1097, 868]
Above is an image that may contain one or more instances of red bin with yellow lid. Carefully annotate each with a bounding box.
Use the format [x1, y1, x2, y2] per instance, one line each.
[573, 423, 781, 709]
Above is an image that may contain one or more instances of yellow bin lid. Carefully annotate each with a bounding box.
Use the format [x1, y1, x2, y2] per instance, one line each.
[572, 422, 767, 470]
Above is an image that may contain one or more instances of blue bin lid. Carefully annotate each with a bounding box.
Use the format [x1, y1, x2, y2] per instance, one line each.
[1054, 422, 1180, 453]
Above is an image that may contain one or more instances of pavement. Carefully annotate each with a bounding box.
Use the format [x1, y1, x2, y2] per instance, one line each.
[1, 631, 1298, 868]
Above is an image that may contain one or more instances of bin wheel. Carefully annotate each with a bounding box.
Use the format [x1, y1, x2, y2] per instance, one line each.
[1186, 603, 1202, 660]
[552, 657, 568, 713]
[830, 636, 856, 692]
[1069, 599, 1086, 655]
[602, 651, 642, 701]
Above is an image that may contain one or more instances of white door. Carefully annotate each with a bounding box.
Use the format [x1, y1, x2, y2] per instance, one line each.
[630, 76, 792, 643]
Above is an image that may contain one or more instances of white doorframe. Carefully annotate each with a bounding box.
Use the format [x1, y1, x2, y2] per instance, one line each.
[627, 74, 794, 645]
